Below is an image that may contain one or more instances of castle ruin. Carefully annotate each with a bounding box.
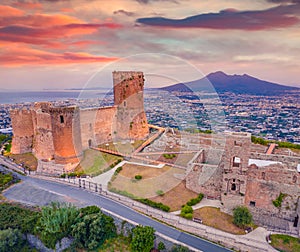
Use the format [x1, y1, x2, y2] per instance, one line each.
[10, 71, 149, 174]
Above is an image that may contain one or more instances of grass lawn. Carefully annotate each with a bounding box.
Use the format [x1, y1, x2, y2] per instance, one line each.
[75, 149, 122, 176]
[97, 236, 130, 252]
[9, 153, 38, 171]
[150, 181, 198, 211]
[109, 164, 185, 199]
[270, 234, 300, 252]
[193, 207, 245, 235]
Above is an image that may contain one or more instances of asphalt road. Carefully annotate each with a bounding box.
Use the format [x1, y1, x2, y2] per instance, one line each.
[2, 166, 232, 252]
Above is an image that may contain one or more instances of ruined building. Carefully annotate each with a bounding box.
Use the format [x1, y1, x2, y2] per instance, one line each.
[10, 71, 149, 174]
[186, 131, 300, 234]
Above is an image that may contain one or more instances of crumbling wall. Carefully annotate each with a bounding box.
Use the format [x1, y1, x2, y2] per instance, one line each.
[10, 108, 34, 154]
[113, 71, 149, 140]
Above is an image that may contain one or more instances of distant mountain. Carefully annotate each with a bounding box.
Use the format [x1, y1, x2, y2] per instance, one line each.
[160, 71, 300, 95]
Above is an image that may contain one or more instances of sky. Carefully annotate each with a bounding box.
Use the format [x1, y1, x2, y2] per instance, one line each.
[1, 0, 300, 90]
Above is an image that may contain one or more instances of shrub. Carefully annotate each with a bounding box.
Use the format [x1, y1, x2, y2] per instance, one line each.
[0, 228, 25, 252]
[79, 205, 101, 216]
[130, 225, 155, 252]
[180, 205, 193, 219]
[273, 192, 286, 208]
[158, 241, 166, 251]
[170, 245, 190, 252]
[156, 190, 164, 196]
[135, 175, 142, 180]
[0, 203, 40, 234]
[72, 211, 116, 250]
[137, 199, 170, 212]
[114, 166, 122, 175]
[233, 206, 252, 228]
[163, 154, 177, 159]
[35, 202, 79, 249]
[186, 193, 204, 206]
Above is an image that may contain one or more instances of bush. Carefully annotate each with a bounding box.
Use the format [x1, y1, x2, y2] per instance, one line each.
[130, 225, 155, 252]
[273, 192, 286, 208]
[137, 199, 170, 212]
[35, 202, 79, 249]
[135, 175, 142, 180]
[114, 166, 122, 175]
[156, 190, 164, 196]
[0, 228, 25, 252]
[72, 211, 116, 250]
[180, 205, 193, 219]
[170, 245, 190, 252]
[158, 241, 166, 251]
[79, 205, 101, 216]
[186, 193, 204, 206]
[163, 154, 177, 159]
[233, 206, 252, 228]
[0, 203, 40, 234]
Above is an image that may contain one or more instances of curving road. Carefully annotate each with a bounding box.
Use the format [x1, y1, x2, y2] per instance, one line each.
[2, 165, 231, 252]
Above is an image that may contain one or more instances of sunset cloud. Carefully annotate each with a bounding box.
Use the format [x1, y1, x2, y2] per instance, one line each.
[0, 5, 24, 17]
[136, 4, 300, 30]
[0, 45, 118, 66]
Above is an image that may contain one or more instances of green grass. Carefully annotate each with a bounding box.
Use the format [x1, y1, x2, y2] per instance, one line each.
[76, 149, 122, 177]
[270, 234, 300, 252]
[97, 236, 130, 252]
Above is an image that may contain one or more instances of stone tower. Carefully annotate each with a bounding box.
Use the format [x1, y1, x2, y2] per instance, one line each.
[221, 132, 251, 211]
[10, 108, 34, 154]
[113, 71, 149, 140]
[49, 106, 83, 164]
[32, 102, 55, 161]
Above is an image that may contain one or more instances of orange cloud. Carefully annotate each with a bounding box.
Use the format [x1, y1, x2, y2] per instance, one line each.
[0, 5, 24, 17]
[13, 2, 42, 10]
[0, 45, 118, 66]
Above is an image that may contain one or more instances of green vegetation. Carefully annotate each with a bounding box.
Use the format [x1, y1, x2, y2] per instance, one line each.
[3, 140, 12, 154]
[158, 241, 166, 250]
[170, 244, 190, 252]
[185, 128, 213, 134]
[76, 149, 122, 177]
[114, 166, 123, 175]
[98, 235, 131, 251]
[0, 172, 13, 189]
[0, 134, 9, 143]
[180, 205, 193, 220]
[36, 202, 79, 248]
[251, 135, 300, 150]
[0, 228, 27, 252]
[163, 153, 177, 159]
[273, 192, 286, 208]
[233, 206, 252, 228]
[270, 234, 300, 252]
[137, 198, 170, 212]
[72, 210, 116, 250]
[0, 203, 40, 234]
[186, 193, 204, 207]
[156, 190, 165, 196]
[130, 225, 155, 252]
[134, 174, 142, 180]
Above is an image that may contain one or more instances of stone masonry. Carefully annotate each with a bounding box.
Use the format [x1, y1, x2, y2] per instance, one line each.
[10, 71, 149, 175]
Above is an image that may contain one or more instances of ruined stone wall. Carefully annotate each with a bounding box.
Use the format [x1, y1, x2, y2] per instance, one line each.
[10, 109, 34, 154]
[221, 132, 251, 212]
[80, 106, 117, 149]
[50, 106, 83, 164]
[113, 71, 149, 140]
[245, 163, 300, 221]
[296, 198, 300, 235]
[32, 102, 55, 160]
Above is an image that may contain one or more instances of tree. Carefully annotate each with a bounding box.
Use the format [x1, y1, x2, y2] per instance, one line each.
[0, 228, 25, 252]
[130, 225, 155, 252]
[35, 202, 79, 249]
[180, 205, 193, 219]
[158, 241, 166, 251]
[72, 211, 116, 250]
[233, 206, 252, 228]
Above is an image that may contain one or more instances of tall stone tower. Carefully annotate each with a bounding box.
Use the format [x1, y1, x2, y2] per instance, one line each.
[10, 108, 34, 154]
[49, 106, 83, 164]
[32, 102, 55, 161]
[113, 71, 149, 140]
[221, 132, 251, 211]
